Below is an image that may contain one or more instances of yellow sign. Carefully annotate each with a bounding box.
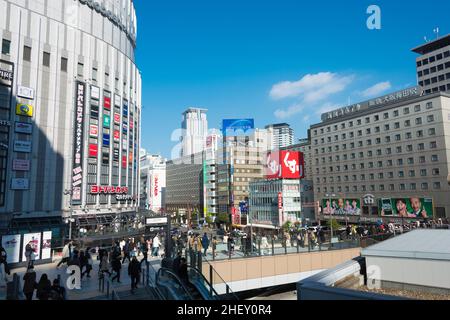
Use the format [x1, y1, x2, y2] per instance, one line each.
[16, 103, 33, 117]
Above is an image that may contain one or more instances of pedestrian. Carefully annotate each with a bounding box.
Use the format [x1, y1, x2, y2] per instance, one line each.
[36, 273, 52, 300]
[0, 246, 8, 286]
[152, 234, 161, 257]
[111, 256, 122, 283]
[100, 252, 112, 277]
[172, 253, 182, 275]
[122, 239, 131, 264]
[202, 232, 209, 257]
[79, 250, 87, 278]
[24, 241, 35, 269]
[49, 278, 66, 300]
[57, 240, 73, 268]
[178, 257, 189, 284]
[141, 240, 148, 263]
[261, 234, 269, 255]
[68, 249, 80, 268]
[81, 248, 93, 278]
[128, 256, 141, 292]
[212, 236, 218, 258]
[23, 266, 37, 301]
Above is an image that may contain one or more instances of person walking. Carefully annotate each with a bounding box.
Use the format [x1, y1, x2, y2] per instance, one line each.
[57, 240, 73, 268]
[36, 274, 52, 300]
[141, 240, 148, 263]
[111, 256, 122, 283]
[0, 245, 8, 286]
[23, 266, 37, 301]
[79, 250, 87, 279]
[201, 233, 210, 257]
[24, 241, 35, 269]
[152, 234, 161, 257]
[128, 256, 141, 293]
[122, 239, 131, 264]
[212, 236, 218, 258]
[100, 252, 112, 277]
[81, 248, 93, 279]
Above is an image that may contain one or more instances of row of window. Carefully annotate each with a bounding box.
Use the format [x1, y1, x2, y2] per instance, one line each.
[417, 51, 450, 67]
[422, 85, 450, 95]
[417, 63, 450, 77]
[317, 168, 441, 183]
[317, 181, 442, 194]
[314, 155, 440, 174]
[313, 103, 433, 135]
[315, 141, 438, 161]
[314, 120, 436, 146]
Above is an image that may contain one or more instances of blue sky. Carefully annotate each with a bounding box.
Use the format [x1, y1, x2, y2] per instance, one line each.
[134, 0, 450, 159]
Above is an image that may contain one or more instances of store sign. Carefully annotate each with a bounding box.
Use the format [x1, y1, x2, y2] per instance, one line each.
[103, 114, 111, 128]
[22, 233, 40, 261]
[116, 194, 135, 201]
[363, 194, 375, 205]
[114, 130, 120, 141]
[15, 122, 32, 134]
[72, 81, 86, 203]
[13, 159, 30, 171]
[114, 113, 120, 123]
[14, 140, 32, 153]
[89, 124, 98, 137]
[122, 155, 127, 168]
[16, 103, 33, 117]
[104, 96, 111, 109]
[90, 185, 129, 194]
[0, 120, 11, 126]
[91, 86, 100, 100]
[103, 133, 110, 146]
[123, 101, 128, 117]
[17, 86, 35, 100]
[146, 217, 168, 225]
[0, 68, 13, 82]
[266, 151, 304, 179]
[41, 231, 52, 260]
[11, 178, 29, 190]
[89, 144, 98, 157]
[222, 119, 254, 136]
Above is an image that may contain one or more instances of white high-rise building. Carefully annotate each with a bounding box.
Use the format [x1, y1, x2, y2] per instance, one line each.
[180, 108, 208, 157]
[265, 123, 294, 150]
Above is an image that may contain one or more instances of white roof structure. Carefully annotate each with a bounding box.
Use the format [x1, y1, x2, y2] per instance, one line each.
[361, 230, 450, 261]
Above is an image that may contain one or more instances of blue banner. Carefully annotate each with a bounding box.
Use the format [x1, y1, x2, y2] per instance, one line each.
[222, 119, 254, 136]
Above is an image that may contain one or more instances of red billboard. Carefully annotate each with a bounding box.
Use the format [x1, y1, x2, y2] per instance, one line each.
[265, 150, 304, 179]
[104, 96, 111, 109]
[89, 144, 98, 157]
[122, 155, 127, 168]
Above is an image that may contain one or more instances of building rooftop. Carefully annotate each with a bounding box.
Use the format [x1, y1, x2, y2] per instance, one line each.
[182, 107, 208, 115]
[265, 123, 291, 129]
[412, 34, 450, 55]
[361, 230, 450, 261]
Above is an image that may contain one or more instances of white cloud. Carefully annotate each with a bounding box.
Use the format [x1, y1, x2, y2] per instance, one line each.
[361, 81, 391, 98]
[272, 72, 354, 119]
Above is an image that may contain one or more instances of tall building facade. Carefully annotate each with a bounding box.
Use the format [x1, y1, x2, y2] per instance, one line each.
[0, 0, 141, 240]
[414, 34, 450, 95]
[265, 123, 294, 150]
[180, 108, 208, 157]
[139, 151, 166, 213]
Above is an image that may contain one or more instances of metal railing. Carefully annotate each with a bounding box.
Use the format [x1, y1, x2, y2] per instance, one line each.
[98, 272, 120, 300]
[155, 268, 195, 300]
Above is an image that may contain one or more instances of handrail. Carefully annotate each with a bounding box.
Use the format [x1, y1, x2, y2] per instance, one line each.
[187, 266, 220, 298]
[201, 259, 239, 300]
[141, 261, 165, 300]
[156, 267, 195, 300]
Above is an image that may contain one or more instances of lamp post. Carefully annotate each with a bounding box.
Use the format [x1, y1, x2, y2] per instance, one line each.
[325, 193, 336, 240]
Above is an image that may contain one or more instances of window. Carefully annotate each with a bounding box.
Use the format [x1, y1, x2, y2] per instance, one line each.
[23, 45, 32, 61]
[386, 148, 392, 155]
[432, 168, 440, 176]
[420, 169, 427, 176]
[427, 115, 435, 122]
[397, 159, 403, 166]
[421, 183, 429, 190]
[433, 182, 441, 190]
[403, 107, 410, 115]
[429, 128, 436, 136]
[357, 130, 362, 136]
[384, 124, 390, 131]
[414, 105, 421, 112]
[406, 145, 413, 152]
[1, 39, 11, 55]
[399, 184, 406, 191]
[417, 61, 422, 67]
[77, 63, 84, 77]
[92, 68, 98, 81]
[388, 172, 394, 178]
[418, 143, 425, 151]
[389, 184, 395, 191]
[375, 126, 380, 133]
[43, 51, 50, 67]
[430, 141, 437, 149]
[395, 134, 401, 141]
[376, 138, 381, 144]
[387, 160, 393, 166]
[431, 155, 438, 162]
[417, 130, 423, 138]
[394, 122, 400, 129]
[367, 150, 373, 157]
[374, 115, 379, 121]
[365, 117, 370, 124]
[419, 156, 426, 164]
[377, 161, 383, 168]
[407, 157, 414, 164]
[379, 185, 385, 191]
[410, 183, 416, 191]
[357, 119, 362, 125]
[376, 149, 382, 156]
[366, 128, 371, 134]
[383, 113, 389, 119]
[393, 110, 399, 117]
[61, 57, 68, 72]
[409, 170, 415, 177]
[415, 117, 422, 125]
[349, 121, 353, 127]
[378, 173, 384, 179]
[385, 136, 391, 143]
[398, 171, 404, 178]
[396, 146, 402, 153]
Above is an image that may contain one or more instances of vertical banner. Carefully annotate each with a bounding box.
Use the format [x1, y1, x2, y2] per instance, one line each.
[41, 231, 52, 260]
[72, 81, 86, 204]
[22, 233, 41, 262]
[1, 234, 21, 264]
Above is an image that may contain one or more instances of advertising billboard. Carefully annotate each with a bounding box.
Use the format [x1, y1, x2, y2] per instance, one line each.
[222, 119, 254, 136]
[16, 103, 33, 117]
[11, 178, 29, 190]
[89, 124, 98, 137]
[89, 144, 98, 157]
[17, 86, 35, 100]
[104, 96, 111, 109]
[103, 114, 111, 128]
[14, 122, 33, 134]
[13, 140, 32, 153]
[91, 85, 100, 100]
[265, 150, 304, 179]
[13, 159, 30, 171]
[379, 197, 433, 218]
[322, 198, 361, 216]
[114, 113, 120, 124]
[103, 133, 110, 147]
[41, 231, 52, 260]
[71, 81, 86, 203]
[22, 233, 41, 262]
[1, 234, 21, 264]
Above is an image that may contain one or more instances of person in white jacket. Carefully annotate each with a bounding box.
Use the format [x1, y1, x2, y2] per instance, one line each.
[57, 241, 72, 268]
[152, 235, 161, 257]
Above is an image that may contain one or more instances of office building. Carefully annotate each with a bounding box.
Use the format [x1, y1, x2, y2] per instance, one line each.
[180, 108, 208, 157]
[0, 0, 141, 240]
[414, 34, 450, 94]
[265, 123, 294, 150]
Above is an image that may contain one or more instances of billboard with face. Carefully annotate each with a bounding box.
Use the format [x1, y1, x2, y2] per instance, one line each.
[322, 198, 361, 216]
[379, 197, 433, 218]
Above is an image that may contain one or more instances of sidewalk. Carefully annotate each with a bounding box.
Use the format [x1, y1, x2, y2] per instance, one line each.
[1, 255, 162, 300]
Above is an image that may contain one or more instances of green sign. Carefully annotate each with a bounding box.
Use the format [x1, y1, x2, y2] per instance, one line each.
[379, 197, 433, 218]
[322, 198, 361, 216]
[103, 114, 111, 128]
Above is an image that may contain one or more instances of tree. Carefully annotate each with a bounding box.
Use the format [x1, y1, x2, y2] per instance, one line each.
[327, 218, 341, 235]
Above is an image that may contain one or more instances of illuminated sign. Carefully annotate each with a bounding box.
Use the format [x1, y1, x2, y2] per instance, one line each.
[103, 114, 111, 128]
[114, 113, 120, 123]
[91, 86, 100, 100]
[90, 185, 129, 194]
[266, 151, 304, 179]
[113, 130, 120, 141]
[0, 68, 13, 82]
[104, 96, 111, 109]
[16, 103, 33, 117]
[122, 155, 127, 168]
[89, 124, 98, 137]
[15, 122, 32, 134]
[89, 144, 98, 157]
[103, 133, 110, 146]
[72, 81, 86, 203]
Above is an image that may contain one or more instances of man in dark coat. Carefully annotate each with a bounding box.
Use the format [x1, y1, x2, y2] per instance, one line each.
[128, 256, 141, 292]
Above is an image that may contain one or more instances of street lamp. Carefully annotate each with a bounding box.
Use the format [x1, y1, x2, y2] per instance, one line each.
[325, 193, 336, 240]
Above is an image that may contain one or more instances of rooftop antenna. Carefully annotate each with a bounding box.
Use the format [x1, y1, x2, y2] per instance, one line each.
[433, 27, 440, 39]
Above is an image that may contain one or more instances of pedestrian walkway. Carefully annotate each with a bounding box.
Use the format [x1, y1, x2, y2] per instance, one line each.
[0, 255, 162, 300]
